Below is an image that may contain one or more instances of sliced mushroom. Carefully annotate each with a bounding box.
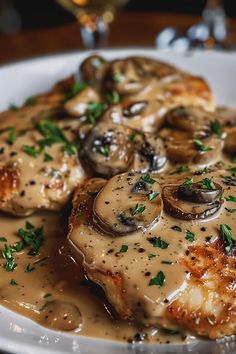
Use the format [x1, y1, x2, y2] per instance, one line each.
[163, 183, 223, 220]
[105, 57, 178, 95]
[224, 127, 236, 155]
[80, 55, 109, 86]
[165, 106, 214, 137]
[94, 172, 162, 235]
[216, 107, 236, 127]
[64, 87, 100, 117]
[83, 122, 135, 176]
[133, 133, 167, 173]
[160, 128, 223, 165]
[178, 181, 223, 204]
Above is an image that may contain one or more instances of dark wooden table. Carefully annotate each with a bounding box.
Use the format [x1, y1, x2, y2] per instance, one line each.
[0, 11, 221, 65]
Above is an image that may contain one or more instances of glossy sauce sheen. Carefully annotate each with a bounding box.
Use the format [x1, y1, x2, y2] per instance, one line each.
[0, 211, 187, 343]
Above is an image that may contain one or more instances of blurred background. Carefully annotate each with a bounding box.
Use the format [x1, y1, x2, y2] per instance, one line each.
[0, 0, 236, 64]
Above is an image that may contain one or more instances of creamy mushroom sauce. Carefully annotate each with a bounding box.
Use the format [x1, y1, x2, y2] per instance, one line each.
[0, 54, 236, 345]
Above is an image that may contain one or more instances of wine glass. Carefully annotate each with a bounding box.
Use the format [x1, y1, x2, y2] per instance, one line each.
[56, 0, 129, 49]
[156, 0, 233, 51]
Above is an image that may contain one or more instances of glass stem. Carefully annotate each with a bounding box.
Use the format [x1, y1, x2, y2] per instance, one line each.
[202, 0, 227, 42]
[77, 13, 110, 49]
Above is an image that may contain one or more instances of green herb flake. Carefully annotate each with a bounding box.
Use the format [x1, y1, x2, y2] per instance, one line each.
[131, 204, 146, 216]
[99, 145, 109, 158]
[200, 178, 216, 190]
[148, 253, 156, 260]
[64, 82, 87, 102]
[0, 237, 7, 242]
[22, 145, 40, 158]
[44, 153, 53, 162]
[119, 245, 128, 253]
[169, 166, 190, 175]
[9, 103, 18, 111]
[185, 229, 195, 242]
[106, 90, 120, 104]
[210, 120, 223, 138]
[129, 134, 137, 144]
[112, 73, 125, 83]
[8, 128, 16, 145]
[148, 236, 169, 249]
[181, 177, 193, 188]
[86, 102, 106, 125]
[25, 264, 35, 273]
[148, 271, 165, 287]
[193, 139, 213, 152]
[225, 195, 236, 202]
[225, 207, 236, 213]
[25, 221, 34, 230]
[43, 293, 52, 298]
[171, 225, 182, 232]
[10, 279, 18, 286]
[141, 174, 155, 185]
[25, 96, 37, 106]
[18, 224, 44, 256]
[220, 224, 235, 253]
[148, 191, 159, 201]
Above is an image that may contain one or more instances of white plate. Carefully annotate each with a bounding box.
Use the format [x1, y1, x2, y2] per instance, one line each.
[0, 49, 236, 354]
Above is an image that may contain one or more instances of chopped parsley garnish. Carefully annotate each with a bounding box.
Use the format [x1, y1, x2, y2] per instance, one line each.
[36, 120, 76, 156]
[64, 82, 86, 101]
[10, 279, 18, 285]
[181, 177, 193, 188]
[169, 166, 190, 175]
[131, 204, 146, 216]
[25, 264, 35, 273]
[18, 223, 44, 256]
[119, 245, 128, 253]
[225, 195, 236, 202]
[225, 207, 236, 213]
[141, 174, 155, 185]
[8, 128, 16, 145]
[2, 245, 17, 272]
[148, 253, 156, 260]
[129, 134, 137, 144]
[227, 167, 236, 174]
[112, 73, 125, 83]
[86, 102, 106, 125]
[200, 178, 216, 190]
[22, 145, 40, 157]
[171, 225, 182, 232]
[25, 221, 34, 230]
[98, 145, 109, 157]
[195, 167, 209, 175]
[148, 191, 159, 201]
[25, 96, 37, 106]
[106, 91, 120, 104]
[220, 224, 235, 253]
[148, 236, 169, 249]
[43, 153, 53, 162]
[0, 237, 7, 242]
[1, 222, 44, 272]
[193, 139, 212, 152]
[9, 103, 18, 111]
[148, 271, 165, 287]
[210, 120, 223, 138]
[185, 229, 195, 242]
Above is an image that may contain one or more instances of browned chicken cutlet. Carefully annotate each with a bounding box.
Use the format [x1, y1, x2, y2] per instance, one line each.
[68, 170, 236, 340]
